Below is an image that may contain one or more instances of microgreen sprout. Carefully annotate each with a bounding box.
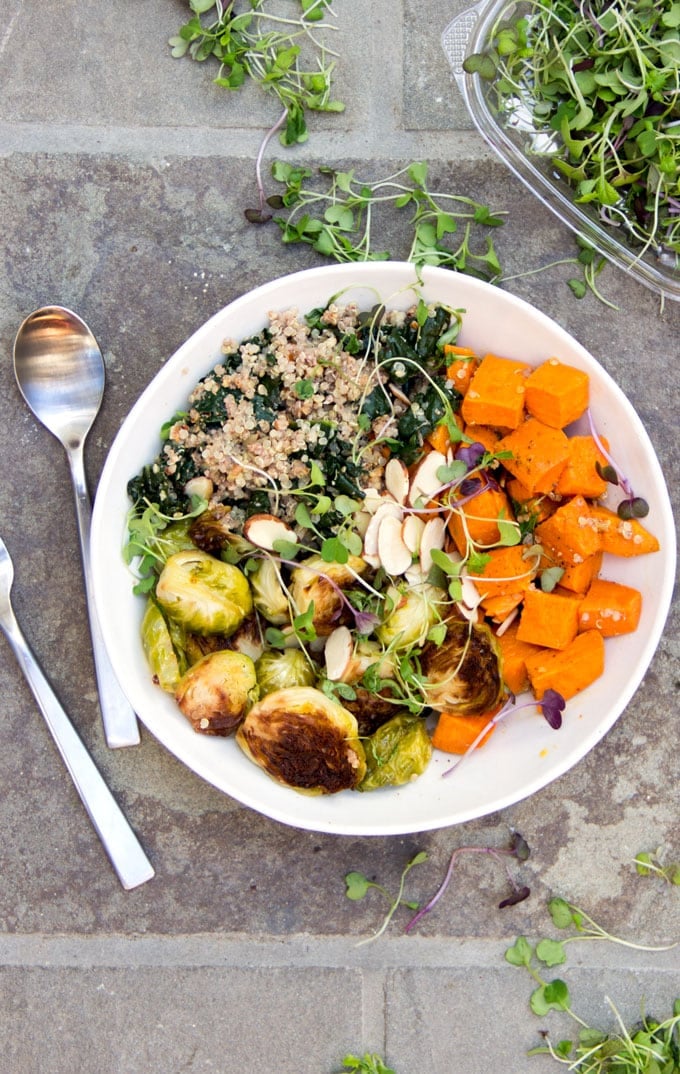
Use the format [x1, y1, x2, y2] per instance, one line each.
[267, 161, 506, 278]
[335, 1055, 396, 1074]
[586, 408, 650, 519]
[442, 689, 566, 777]
[463, 0, 680, 269]
[124, 496, 208, 594]
[506, 893, 679, 1069]
[404, 831, 531, 932]
[345, 851, 428, 945]
[634, 848, 680, 886]
[169, 1, 343, 218]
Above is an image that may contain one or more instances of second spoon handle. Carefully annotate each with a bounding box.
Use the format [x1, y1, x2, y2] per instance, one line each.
[68, 445, 140, 748]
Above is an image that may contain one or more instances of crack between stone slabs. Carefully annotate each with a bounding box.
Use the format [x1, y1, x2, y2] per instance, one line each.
[0, 934, 677, 971]
[0, 123, 491, 163]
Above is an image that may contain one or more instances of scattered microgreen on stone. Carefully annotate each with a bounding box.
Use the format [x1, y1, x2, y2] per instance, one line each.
[345, 851, 428, 945]
[635, 849, 680, 886]
[506, 892, 680, 1069]
[267, 160, 507, 279]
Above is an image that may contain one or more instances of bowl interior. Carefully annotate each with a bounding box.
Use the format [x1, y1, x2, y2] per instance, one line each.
[91, 262, 676, 834]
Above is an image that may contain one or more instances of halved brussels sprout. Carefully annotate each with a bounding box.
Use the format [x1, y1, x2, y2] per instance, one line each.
[156, 549, 252, 635]
[359, 713, 433, 791]
[189, 507, 253, 559]
[255, 650, 318, 696]
[376, 582, 445, 651]
[141, 598, 186, 693]
[249, 557, 290, 625]
[236, 686, 366, 795]
[175, 649, 258, 735]
[290, 554, 368, 636]
[420, 619, 504, 714]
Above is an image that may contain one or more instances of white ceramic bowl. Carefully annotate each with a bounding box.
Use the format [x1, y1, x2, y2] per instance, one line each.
[91, 263, 676, 835]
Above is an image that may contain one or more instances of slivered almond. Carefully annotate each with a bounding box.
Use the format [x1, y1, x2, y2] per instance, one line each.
[408, 450, 447, 507]
[384, 457, 410, 505]
[402, 514, 425, 554]
[377, 513, 413, 575]
[324, 626, 354, 681]
[242, 513, 297, 552]
[363, 500, 403, 558]
[419, 517, 446, 573]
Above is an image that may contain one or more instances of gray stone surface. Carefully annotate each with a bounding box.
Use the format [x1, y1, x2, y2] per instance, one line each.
[0, 1, 678, 1072]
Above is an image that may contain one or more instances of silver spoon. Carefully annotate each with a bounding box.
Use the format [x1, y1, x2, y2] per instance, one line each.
[0, 535, 154, 889]
[13, 306, 140, 748]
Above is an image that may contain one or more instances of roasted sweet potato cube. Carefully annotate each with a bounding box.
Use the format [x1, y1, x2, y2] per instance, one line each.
[460, 353, 531, 430]
[525, 630, 605, 700]
[516, 587, 582, 650]
[497, 418, 570, 494]
[578, 577, 642, 637]
[524, 359, 589, 428]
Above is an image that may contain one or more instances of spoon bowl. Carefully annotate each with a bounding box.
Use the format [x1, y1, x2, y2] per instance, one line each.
[13, 306, 104, 448]
[14, 306, 139, 748]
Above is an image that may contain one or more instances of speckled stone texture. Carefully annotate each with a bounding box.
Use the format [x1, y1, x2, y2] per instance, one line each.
[0, 2, 678, 1072]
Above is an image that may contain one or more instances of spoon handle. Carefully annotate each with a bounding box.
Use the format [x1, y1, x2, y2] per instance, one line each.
[0, 607, 154, 890]
[68, 445, 141, 749]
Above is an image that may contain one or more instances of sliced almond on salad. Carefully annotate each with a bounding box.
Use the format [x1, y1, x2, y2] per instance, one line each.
[363, 499, 403, 559]
[419, 516, 447, 573]
[324, 625, 354, 681]
[401, 514, 425, 554]
[242, 513, 297, 552]
[407, 450, 447, 507]
[384, 457, 410, 505]
[377, 513, 413, 576]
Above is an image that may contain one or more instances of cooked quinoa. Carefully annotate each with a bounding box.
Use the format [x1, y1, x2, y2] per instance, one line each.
[127, 299, 462, 539]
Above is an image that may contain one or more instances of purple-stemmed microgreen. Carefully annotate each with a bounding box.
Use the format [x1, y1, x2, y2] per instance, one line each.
[404, 831, 531, 933]
[442, 689, 566, 778]
[587, 408, 649, 520]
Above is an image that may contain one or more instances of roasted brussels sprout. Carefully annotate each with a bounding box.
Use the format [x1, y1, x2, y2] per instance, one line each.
[376, 582, 445, 650]
[156, 549, 253, 635]
[175, 649, 258, 735]
[249, 557, 290, 625]
[342, 685, 399, 737]
[420, 619, 504, 714]
[141, 598, 186, 693]
[290, 554, 368, 636]
[255, 650, 318, 696]
[359, 713, 433, 791]
[236, 686, 366, 794]
[183, 615, 263, 666]
[189, 507, 253, 558]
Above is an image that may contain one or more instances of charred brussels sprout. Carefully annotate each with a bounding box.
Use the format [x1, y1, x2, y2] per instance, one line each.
[255, 650, 317, 696]
[376, 583, 445, 650]
[175, 649, 258, 735]
[290, 554, 368, 636]
[141, 599, 186, 693]
[420, 619, 504, 714]
[359, 713, 432, 791]
[249, 557, 290, 625]
[189, 508, 254, 559]
[236, 686, 366, 794]
[156, 549, 252, 635]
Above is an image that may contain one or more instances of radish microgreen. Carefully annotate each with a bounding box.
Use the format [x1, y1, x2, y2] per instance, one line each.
[404, 831, 531, 932]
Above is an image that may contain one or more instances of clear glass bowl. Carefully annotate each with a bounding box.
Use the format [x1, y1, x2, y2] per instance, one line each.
[442, 0, 680, 302]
